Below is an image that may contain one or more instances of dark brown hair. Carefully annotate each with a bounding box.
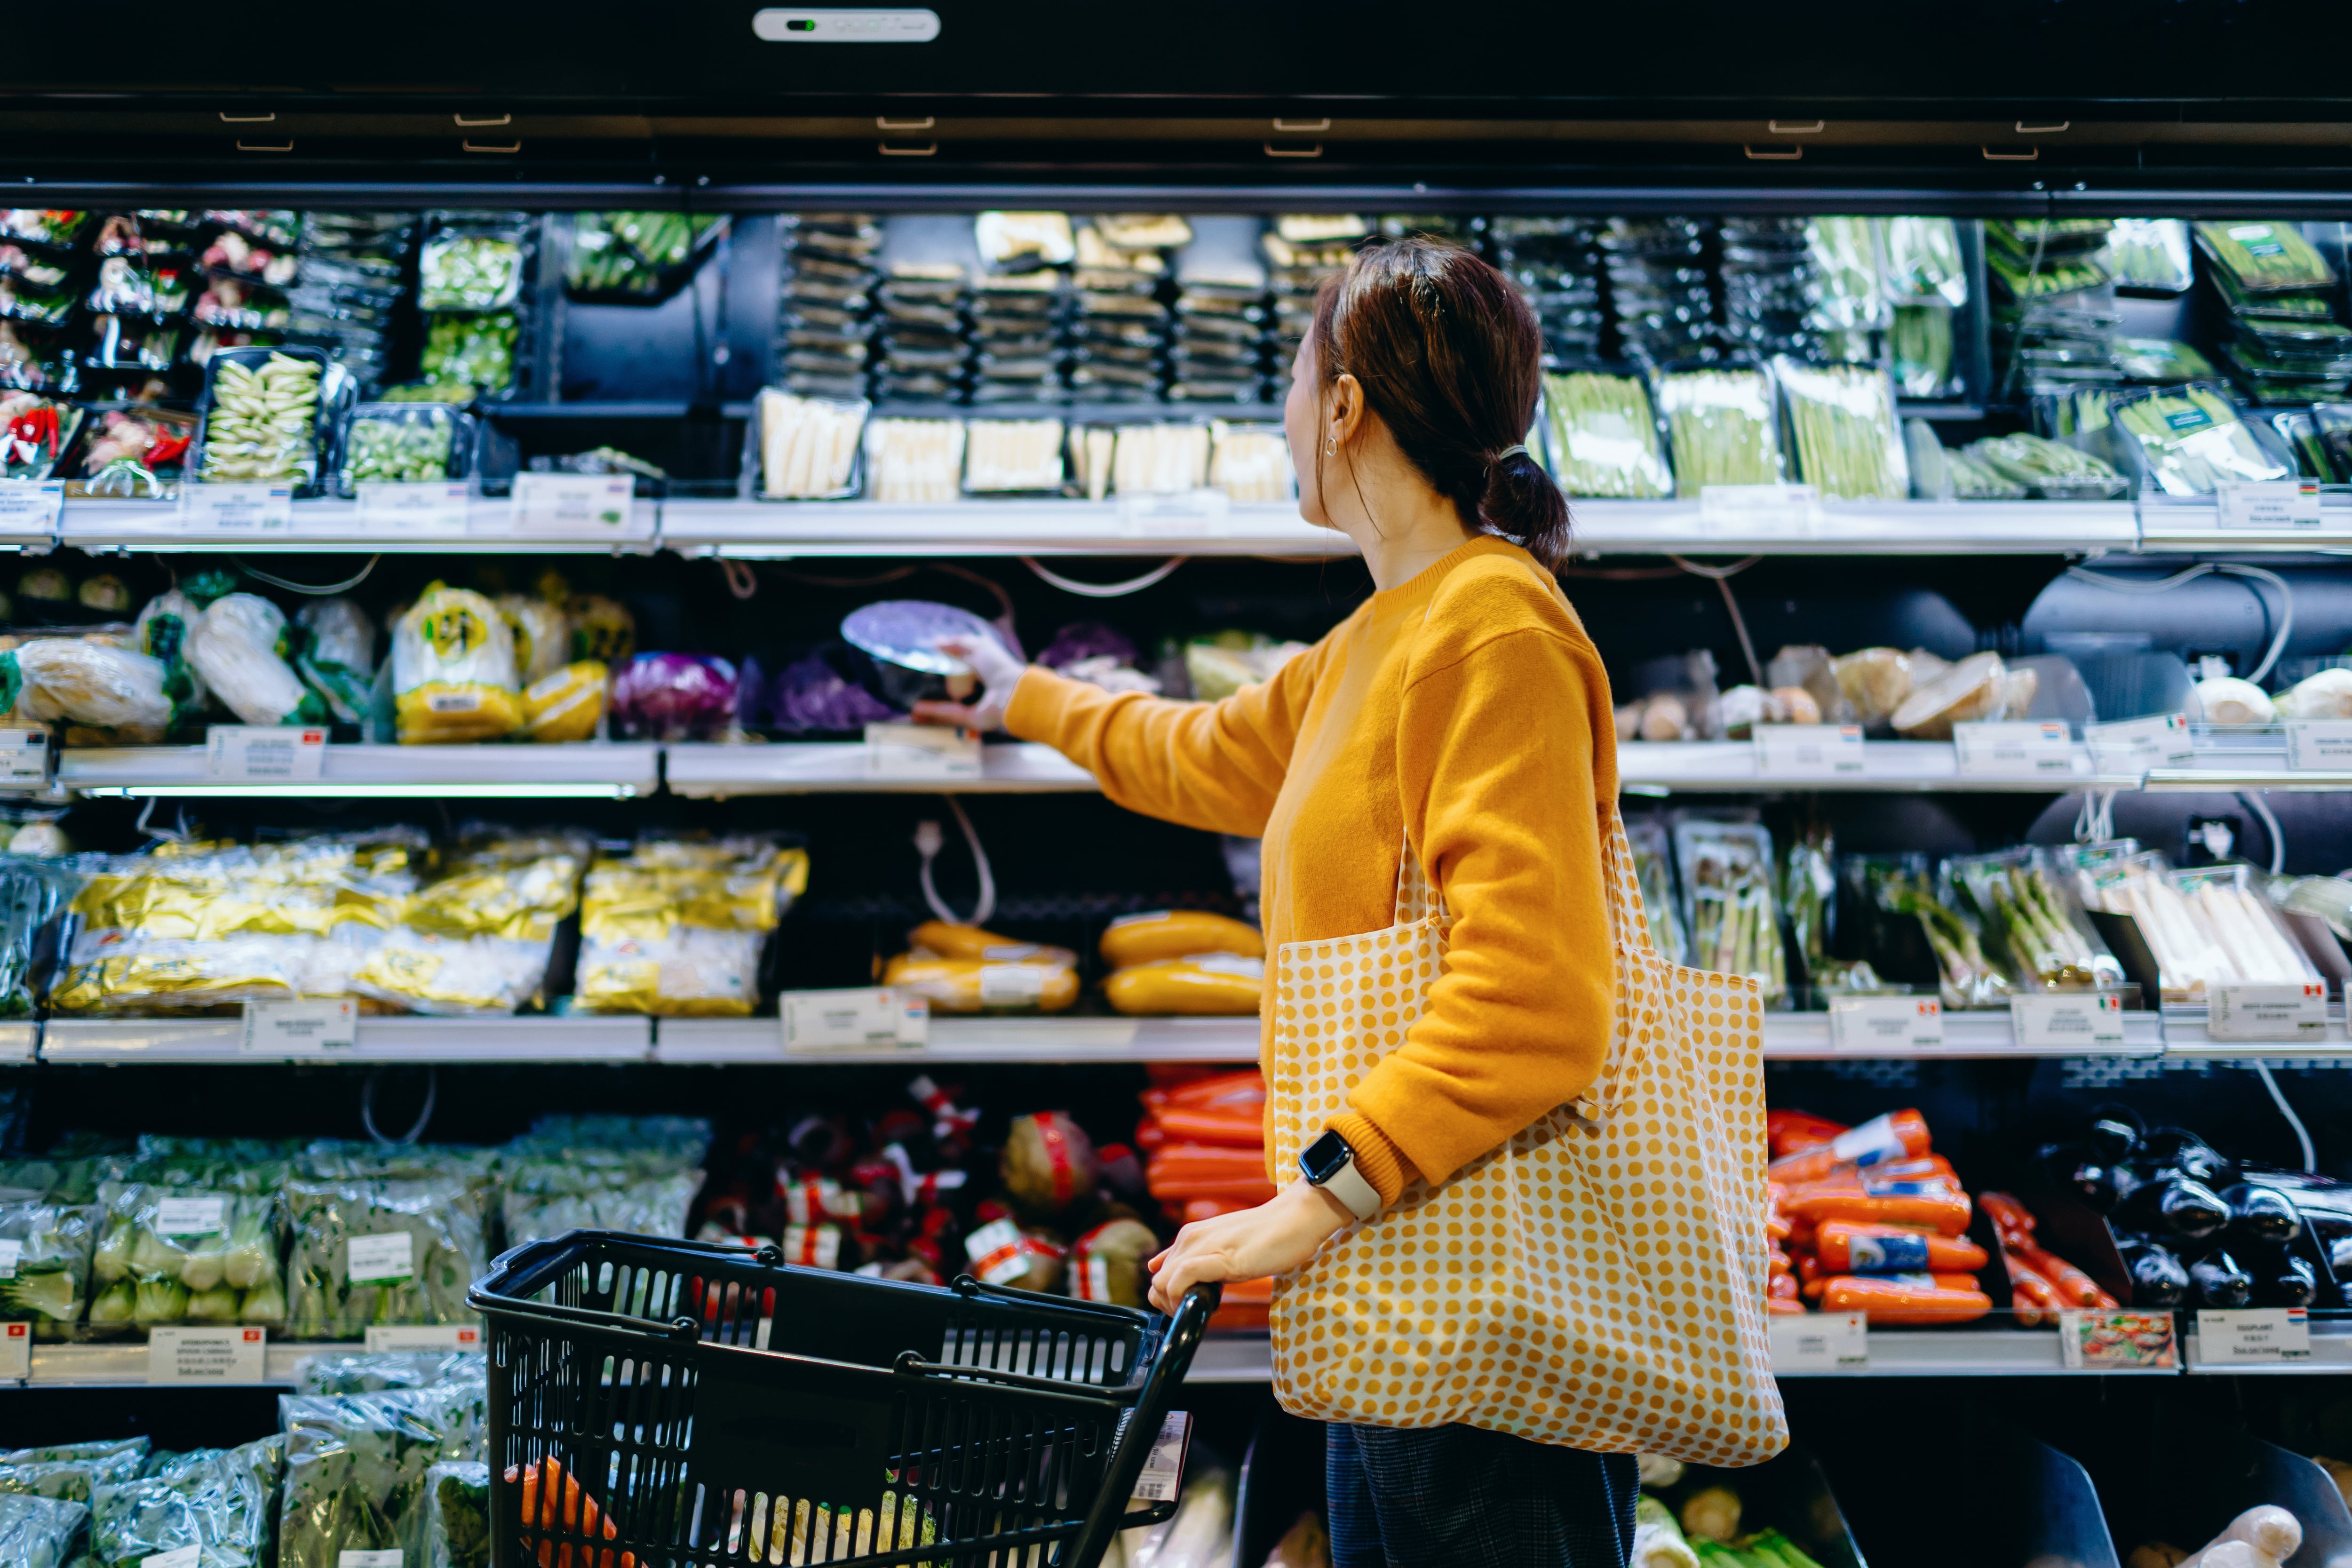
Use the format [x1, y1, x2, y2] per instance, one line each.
[1310, 235, 1571, 571]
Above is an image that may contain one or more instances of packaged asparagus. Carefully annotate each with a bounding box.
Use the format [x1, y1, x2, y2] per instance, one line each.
[2081, 852, 2317, 1003]
[1669, 814, 1787, 1006]
[1772, 357, 1909, 500]
[1657, 366, 1785, 495]
[1624, 814, 1690, 964]
[1943, 848, 2124, 992]
[2105, 383, 2288, 495]
[1962, 432, 2128, 500]
[1846, 853, 2014, 1010]
[2193, 220, 2336, 294]
[1539, 368, 1670, 499]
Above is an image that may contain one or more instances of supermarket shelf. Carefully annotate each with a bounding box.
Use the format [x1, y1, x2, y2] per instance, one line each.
[1182, 1335, 1276, 1384]
[0, 1023, 32, 1065]
[24, 1340, 343, 1388]
[660, 498, 1352, 559]
[664, 741, 1097, 796]
[2155, 1008, 2352, 1058]
[57, 743, 661, 799]
[1568, 499, 2140, 556]
[2184, 1314, 2352, 1373]
[652, 1014, 1262, 1065]
[1762, 1009, 2165, 1059]
[38, 1016, 653, 1065]
[59, 498, 660, 553]
[2137, 497, 2352, 554]
[1619, 740, 2141, 794]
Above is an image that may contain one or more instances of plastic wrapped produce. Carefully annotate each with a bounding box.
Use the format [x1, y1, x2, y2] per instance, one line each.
[392, 585, 520, 744]
[1891, 651, 2010, 740]
[196, 348, 331, 488]
[494, 594, 566, 685]
[1, 639, 173, 738]
[963, 419, 1066, 493]
[0, 393, 79, 481]
[1963, 431, 2128, 500]
[294, 596, 376, 724]
[412, 1460, 488, 1568]
[417, 220, 529, 311]
[1658, 367, 1783, 493]
[517, 660, 606, 742]
[574, 835, 808, 1016]
[610, 652, 739, 741]
[88, 1180, 287, 1335]
[885, 952, 1080, 1014]
[1774, 358, 1908, 500]
[1854, 854, 2014, 1009]
[566, 210, 724, 299]
[1099, 908, 1262, 967]
[865, 418, 965, 502]
[756, 388, 866, 499]
[340, 403, 469, 488]
[497, 1115, 708, 1249]
[0, 1493, 85, 1568]
[2194, 220, 2336, 294]
[2108, 385, 2288, 494]
[294, 1347, 487, 1395]
[283, 1142, 497, 1339]
[1541, 370, 1670, 498]
[420, 312, 519, 395]
[1946, 849, 2124, 991]
[2108, 219, 2194, 295]
[1104, 954, 1262, 1015]
[90, 1434, 284, 1568]
[350, 828, 588, 1016]
[1624, 815, 1691, 965]
[190, 592, 321, 726]
[1669, 816, 1786, 1005]
[277, 1380, 489, 1568]
[0, 1202, 93, 1339]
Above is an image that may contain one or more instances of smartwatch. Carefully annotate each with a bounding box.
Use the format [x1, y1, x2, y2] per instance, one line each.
[1299, 1129, 1382, 1223]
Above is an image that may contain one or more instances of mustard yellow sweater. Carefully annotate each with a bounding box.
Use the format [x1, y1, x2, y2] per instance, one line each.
[1006, 535, 1619, 1207]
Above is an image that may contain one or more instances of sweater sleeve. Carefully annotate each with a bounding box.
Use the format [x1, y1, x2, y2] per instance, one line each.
[1336, 593, 1617, 1204]
[1003, 649, 1323, 838]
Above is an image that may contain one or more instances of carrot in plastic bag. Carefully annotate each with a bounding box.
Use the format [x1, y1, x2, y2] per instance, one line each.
[1803, 1270, 1977, 1300]
[1785, 1183, 1972, 1236]
[1153, 1106, 1267, 1147]
[1769, 1271, 1800, 1300]
[1767, 1109, 1932, 1185]
[1768, 1109, 1850, 1158]
[1163, 1071, 1266, 1111]
[1766, 1296, 1809, 1315]
[1818, 1274, 1993, 1325]
[1769, 1247, 1792, 1278]
[512, 1457, 639, 1568]
[1814, 1221, 1989, 1274]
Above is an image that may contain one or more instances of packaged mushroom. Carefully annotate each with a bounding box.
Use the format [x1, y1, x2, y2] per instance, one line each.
[1890, 651, 2026, 740]
[864, 417, 965, 503]
[756, 388, 867, 500]
[962, 419, 1065, 494]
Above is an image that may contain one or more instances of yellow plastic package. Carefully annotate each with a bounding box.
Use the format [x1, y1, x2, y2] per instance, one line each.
[573, 835, 809, 1016]
[1104, 953, 1263, 1016]
[908, 920, 1077, 967]
[1099, 908, 1263, 968]
[883, 954, 1079, 1015]
[393, 584, 520, 744]
[351, 829, 591, 1015]
[519, 661, 607, 743]
[498, 593, 569, 684]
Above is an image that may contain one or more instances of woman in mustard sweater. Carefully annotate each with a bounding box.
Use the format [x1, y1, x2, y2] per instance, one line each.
[926, 237, 1632, 1568]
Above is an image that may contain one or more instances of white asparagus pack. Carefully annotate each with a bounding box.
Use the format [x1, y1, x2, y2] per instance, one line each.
[756, 388, 868, 499]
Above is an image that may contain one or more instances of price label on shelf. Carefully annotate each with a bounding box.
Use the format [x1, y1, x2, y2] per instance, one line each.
[1119, 489, 1231, 537]
[1954, 721, 2078, 779]
[2011, 992, 2128, 1051]
[240, 998, 357, 1057]
[143, 1548, 203, 1568]
[2059, 1309, 2175, 1369]
[2284, 721, 2352, 770]
[357, 480, 471, 533]
[2194, 1307, 2312, 1366]
[366, 1324, 482, 1353]
[2084, 712, 2194, 773]
[1697, 482, 1821, 537]
[509, 472, 633, 532]
[782, 987, 929, 1052]
[864, 722, 983, 780]
[0, 479, 63, 534]
[0, 728, 48, 786]
[2207, 982, 2330, 1042]
[1827, 995, 1943, 1052]
[1768, 1310, 1867, 1372]
[148, 1326, 267, 1385]
[1129, 1411, 1193, 1504]
[1752, 724, 1864, 780]
[0, 1321, 27, 1380]
[179, 482, 293, 532]
[207, 725, 327, 781]
[154, 1196, 224, 1236]
[2215, 478, 2324, 531]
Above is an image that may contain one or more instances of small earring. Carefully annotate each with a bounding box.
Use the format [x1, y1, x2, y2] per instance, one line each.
[1324, 435, 1337, 456]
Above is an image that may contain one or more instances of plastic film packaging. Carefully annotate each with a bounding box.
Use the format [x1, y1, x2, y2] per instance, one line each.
[350, 828, 588, 1017]
[0, 1202, 94, 1340]
[293, 1346, 487, 1395]
[2108, 219, 2194, 295]
[193, 346, 351, 495]
[518, 660, 606, 742]
[90, 1434, 284, 1568]
[417, 217, 530, 311]
[393, 584, 520, 744]
[865, 418, 965, 502]
[1848, 852, 2013, 1010]
[1624, 815, 1691, 965]
[1773, 357, 1909, 500]
[1100, 909, 1263, 968]
[1104, 954, 1262, 1016]
[494, 593, 566, 685]
[294, 596, 377, 724]
[339, 401, 472, 490]
[1670, 815, 1787, 1006]
[282, 1141, 497, 1339]
[189, 592, 319, 727]
[1, 639, 173, 739]
[277, 1380, 488, 1568]
[1109, 423, 1211, 495]
[884, 953, 1080, 1014]
[2105, 383, 2289, 495]
[1207, 422, 1291, 502]
[413, 1460, 489, 1568]
[1943, 847, 2124, 992]
[574, 835, 808, 1016]
[963, 419, 1066, 493]
[2194, 220, 2336, 294]
[756, 387, 867, 499]
[1883, 216, 1968, 308]
[498, 1114, 708, 1249]
[87, 1180, 286, 1336]
[1658, 367, 1784, 494]
[1541, 370, 1670, 499]
[610, 652, 738, 741]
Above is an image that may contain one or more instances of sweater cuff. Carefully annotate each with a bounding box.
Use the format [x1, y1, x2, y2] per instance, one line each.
[1002, 665, 1073, 744]
[1328, 1112, 1414, 1210]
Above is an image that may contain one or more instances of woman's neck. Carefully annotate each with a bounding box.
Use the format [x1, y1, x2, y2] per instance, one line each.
[1331, 486, 1477, 592]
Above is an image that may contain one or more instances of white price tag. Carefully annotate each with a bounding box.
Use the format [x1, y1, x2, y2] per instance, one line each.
[979, 964, 1047, 1006]
[1753, 724, 1864, 779]
[179, 482, 293, 532]
[2011, 991, 2129, 1051]
[2215, 479, 2324, 531]
[0, 1321, 27, 1379]
[143, 1549, 204, 1568]
[1698, 482, 1821, 535]
[1768, 1311, 1868, 1371]
[339, 1553, 405, 1568]
[1954, 721, 2078, 778]
[357, 480, 470, 533]
[0, 479, 63, 534]
[2208, 982, 2331, 1042]
[783, 987, 929, 1051]
[241, 999, 357, 1056]
[365, 1324, 482, 1353]
[207, 725, 328, 781]
[155, 1197, 225, 1236]
[1827, 995, 1944, 1052]
[2195, 1307, 2312, 1365]
[2085, 712, 2194, 773]
[864, 722, 983, 780]
[0, 728, 48, 785]
[0, 1239, 19, 1279]
[347, 1232, 416, 1284]
[509, 472, 634, 532]
[2285, 721, 2352, 771]
[1119, 489, 1231, 537]
[148, 1326, 267, 1385]
[1129, 1410, 1193, 1504]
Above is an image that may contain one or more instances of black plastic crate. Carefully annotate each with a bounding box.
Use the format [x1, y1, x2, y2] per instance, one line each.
[469, 1230, 1216, 1568]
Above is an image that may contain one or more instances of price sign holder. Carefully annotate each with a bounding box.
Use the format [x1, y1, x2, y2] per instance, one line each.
[2191, 1307, 2312, 1366]
[783, 987, 930, 1051]
[207, 725, 328, 781]
[0, 728, 49, 787]
[356, 479, 472, 533]
[2207, 982, 2331, 1042]
[510, 472, 634, 533]
[2059, 1308, 2175, 1369]
[1698, 483, 1821, 536]
[865, 722, 983, 780]
[0, 1321, 27, 1380]
[366, 1323, 483, 1353]
[179, 483, 293, 533]
[2085, 712, 2193, 774]
[2011, 992, 2129, 1051]
[2215, 479, 2324, 531]
[148, 1326, 268, 1385]
[1954, 721, 2077, 779]
[1827, 995, 1943, 1052]
[0, 479, 63, 536]
[1753, 724, 1865, 780]
[1768, 1310, 1868, 1372]
[1119, 489, 1231, 537]
[2285, 722, 2352, 771]
[241, 998, 358, 1057]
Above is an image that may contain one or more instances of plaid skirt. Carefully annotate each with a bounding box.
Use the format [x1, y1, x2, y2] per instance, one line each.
[1326, 1422, 1638, 1568]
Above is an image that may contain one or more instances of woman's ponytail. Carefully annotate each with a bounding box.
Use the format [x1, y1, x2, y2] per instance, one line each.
[1311, 237, 1574, 572]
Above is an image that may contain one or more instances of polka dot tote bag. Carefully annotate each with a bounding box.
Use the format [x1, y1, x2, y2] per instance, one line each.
[1265, 807, 1788, 1466]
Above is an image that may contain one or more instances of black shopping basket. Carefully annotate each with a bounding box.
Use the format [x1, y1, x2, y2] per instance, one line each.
[468, 1230, 1219, 1568]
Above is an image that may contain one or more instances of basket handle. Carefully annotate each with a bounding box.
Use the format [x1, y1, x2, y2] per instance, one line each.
[1059, 1282, 1221, 1568]
[467, 1229, 783, 1341]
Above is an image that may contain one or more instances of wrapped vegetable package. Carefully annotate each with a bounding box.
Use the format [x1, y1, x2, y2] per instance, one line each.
[277, 1380, 489, 1568]
[53, 831, 421, 1015]
[610, 651, 739, 741]
[134, 589, 207, 715]
[0, 1446, 142, 1502]
[1774, 357, 1909, 500]
[392, 585, 520, 744]
[294, 596, 377, 724]
[0, 638, 173, 738]
[2109, 385, 2288, 495]
[1851, 853, 2013, 1009]
[1659, 368, 1784, 494]
[92, 1434, 284, 1568]
[283, 1142, 497, 1339]
[1541, 370, 1670, 499]
[574, 835, 808, 1015]
[1099, 908, 1262, 967]
[0, 1202, 94, 1338]
[1625, 816, 1691, 965]
[497, 1115, 708, 1250]
[351, 829, 589, 1016]
[1891, 650, 2012, 739]
[1104, 954, 1263, 1015]
[89, 1181, 287, 1334]
[294, 1347, 488, 1395]
[0, 1493, 86, 1568]
[1945, 848, 2124, 992]
[0, 857, 72, 1015]
[412, 1460, 489, 1568]
[885, 953, 1079, 1014]
[495, 593, 567, 685]
[1671, 816, 1787, 1005]
[517, 659, 606, 742]
[190, 592, 323, 727]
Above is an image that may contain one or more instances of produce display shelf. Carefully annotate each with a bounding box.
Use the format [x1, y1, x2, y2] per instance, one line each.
[1565, 498, 2140, 557]
[2152, 1008, 2352, 1058]
[1761, 1009, 2165, 1059]
[664, 740, 1097, 796]
[0, 1023, 33, 1065]
[36, 1016, 653, 1065]
[660, 498, 1353, 559]
[1618, 740, 2141, 794]
[2136, 497, 2352, 553]
[23, 1341, 347, 1388]
[654, 1014, 1263, 1065]
[58, 497, 661, 554]
[2144, 766, 2352, 793]
[56, 742, 662, 799]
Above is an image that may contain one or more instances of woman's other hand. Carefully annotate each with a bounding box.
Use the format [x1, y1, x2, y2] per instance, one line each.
[1146, 1179, 1353, 1313]
[910, 635, 1026, 731]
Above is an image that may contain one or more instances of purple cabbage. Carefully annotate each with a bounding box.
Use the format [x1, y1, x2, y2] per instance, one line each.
[610, 652, 739, 740]
[1036, 620, 1137, 671]
[771, 647, 900, 734]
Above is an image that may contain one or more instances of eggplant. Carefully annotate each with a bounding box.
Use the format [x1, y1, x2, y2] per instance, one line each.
[2120, 1174, 2231, 1242]
[2256, 1252, 2320, 1309]
[2330, 1235, 2352, 1278]
[2224, 1183, 2303, 1247]
[2141, 1129, 2232, 1186]
[2088, 1117, 2140, 1163]
[2120, 1238, 2190, 1307]
[2190, 1250, 2256, 1309]
[2041, 1143, 2119, 1211]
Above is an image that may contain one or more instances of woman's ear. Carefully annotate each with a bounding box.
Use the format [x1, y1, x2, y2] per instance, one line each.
[1329, 372, 1367, 450]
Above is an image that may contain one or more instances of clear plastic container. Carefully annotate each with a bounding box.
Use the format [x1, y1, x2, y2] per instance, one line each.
[189, 344, 355, 497]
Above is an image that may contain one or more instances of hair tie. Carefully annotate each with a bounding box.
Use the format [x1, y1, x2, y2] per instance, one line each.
[1489, 444, 1529, 469]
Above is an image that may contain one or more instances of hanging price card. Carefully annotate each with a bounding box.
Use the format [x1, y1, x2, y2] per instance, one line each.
[1827, 995, 1944, 1052]
[1954, 720, 2077, 779]
[2207, 982, 2330, 1042]
[1753, 724, 1865, 780]
[1768, 1311, 1867, 1372]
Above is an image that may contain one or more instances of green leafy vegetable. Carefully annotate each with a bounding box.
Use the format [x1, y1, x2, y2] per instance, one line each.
[276, 1383, 486, 1568]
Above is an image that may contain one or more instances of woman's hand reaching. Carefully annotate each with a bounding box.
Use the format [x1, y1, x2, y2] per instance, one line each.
[911, 635, 1027, 732]
[1145, 1179, 1353, 1314]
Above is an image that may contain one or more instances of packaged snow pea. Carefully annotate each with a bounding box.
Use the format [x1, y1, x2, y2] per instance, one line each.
[0, 1202, 95, 1339]
[337, 402, 475, 493]
[0, 1493, 84, 1568]
[1540, 369, 1670, 498]
[2107, 218, 2193, 295]
[281, 1143, 495, 1340]
[275, 1381, 488, 1568]
[417, 216, 531, 311]
[1962, 432, 2128, 500]
[1658, 366, 1784, 494]
[1882, 215, 1968, 307]
[2194, 219, 2336, 293]
[2105, 383, 2288, 494]
[1890, 302, 1957, 398]
[1773, 357, 1909, 500]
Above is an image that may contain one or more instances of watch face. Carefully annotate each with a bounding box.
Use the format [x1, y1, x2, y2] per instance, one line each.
[1301, 1129, 1350, 1184]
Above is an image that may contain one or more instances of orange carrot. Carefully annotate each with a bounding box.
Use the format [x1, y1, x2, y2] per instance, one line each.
[1767, 1109, 1932, 1185]
[1783, 1184, 1973, 1236]
[2011, 1239, 2110, 1309]
[1814, 1221, 1988, 1274]
[509, 1457, 638, 1568]
[1818, 1275, 1992, 1325]
[1152, 1106, 1266, 1147]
